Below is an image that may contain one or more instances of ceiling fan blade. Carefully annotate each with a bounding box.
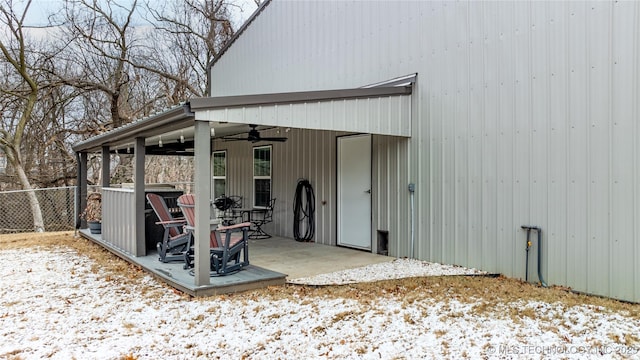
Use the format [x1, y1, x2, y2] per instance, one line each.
[257, 137, 288, 142]
[221, 137, 249, 141]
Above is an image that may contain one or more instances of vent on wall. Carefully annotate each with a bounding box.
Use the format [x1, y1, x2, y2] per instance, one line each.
[377, 230, 389, 256]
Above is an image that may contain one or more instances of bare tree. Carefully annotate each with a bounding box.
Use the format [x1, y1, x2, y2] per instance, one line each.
[55, 0, 141, 129]
[0, 0, 45, 231]
[143, 0, 236, 97]
[51, 0, 151, 183]
[1, 0, 249, 195]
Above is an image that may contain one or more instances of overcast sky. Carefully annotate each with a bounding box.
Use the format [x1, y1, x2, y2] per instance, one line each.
[17, 0, 259, 27]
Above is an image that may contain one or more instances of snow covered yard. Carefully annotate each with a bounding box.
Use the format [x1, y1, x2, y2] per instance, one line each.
[0, 233, 639, 359]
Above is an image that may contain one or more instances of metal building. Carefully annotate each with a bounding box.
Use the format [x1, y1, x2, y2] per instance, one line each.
[192, 0, 640, 302]
[72, 0, 640, 302]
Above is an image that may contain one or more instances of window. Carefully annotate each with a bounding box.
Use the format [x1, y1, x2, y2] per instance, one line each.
[211, 151, 226, 199]
[253, 146, 271, 208]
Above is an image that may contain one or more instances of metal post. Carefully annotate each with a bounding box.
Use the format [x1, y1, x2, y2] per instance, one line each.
[134, 138, 146, 256]
[77, 152, 88, 229]
[194, 120, 212, 286]
[101, 146, 110, 189]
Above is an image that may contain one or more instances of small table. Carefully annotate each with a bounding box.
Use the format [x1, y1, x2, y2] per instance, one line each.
[234, 208, 270, 239]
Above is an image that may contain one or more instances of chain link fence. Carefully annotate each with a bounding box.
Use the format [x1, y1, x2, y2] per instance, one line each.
[0, 183, 194, 234]
[0, 186, 77, 234]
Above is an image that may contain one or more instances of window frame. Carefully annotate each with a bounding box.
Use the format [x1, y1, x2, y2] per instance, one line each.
[253, 145, 272, 208]
[211, 150, 227, 199]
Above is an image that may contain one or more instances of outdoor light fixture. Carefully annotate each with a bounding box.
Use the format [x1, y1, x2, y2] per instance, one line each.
[159, 136, 163, 148]
[210, 127, 215, 137]
[180, 131, 185, 143]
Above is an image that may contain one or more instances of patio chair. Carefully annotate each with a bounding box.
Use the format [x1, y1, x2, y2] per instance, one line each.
[249, 198, 276, 239]
[146, 193, 190, 263]
[177, 194, 250, 276]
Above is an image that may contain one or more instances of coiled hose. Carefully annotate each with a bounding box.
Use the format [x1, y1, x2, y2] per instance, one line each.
[293, 179, 315, 242]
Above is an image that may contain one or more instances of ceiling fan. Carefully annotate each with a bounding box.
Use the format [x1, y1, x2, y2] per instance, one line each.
[222, 124, 288, 143]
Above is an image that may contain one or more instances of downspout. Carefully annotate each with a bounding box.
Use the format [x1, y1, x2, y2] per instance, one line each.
[536, 228, 547, 287]
[408, 183, 415, 258]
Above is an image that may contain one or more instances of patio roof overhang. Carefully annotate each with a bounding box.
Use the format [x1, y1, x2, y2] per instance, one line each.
[72, 84, 413, 155]
[191, 85, 413, 137]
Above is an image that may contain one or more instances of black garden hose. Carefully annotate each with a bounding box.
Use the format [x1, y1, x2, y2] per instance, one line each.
[293, 179, 315, 242]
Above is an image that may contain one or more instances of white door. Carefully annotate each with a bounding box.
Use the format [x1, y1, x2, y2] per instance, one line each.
[337, 134, 372, 250]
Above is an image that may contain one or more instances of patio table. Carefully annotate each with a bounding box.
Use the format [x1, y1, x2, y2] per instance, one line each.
[234, 208, 269, 239]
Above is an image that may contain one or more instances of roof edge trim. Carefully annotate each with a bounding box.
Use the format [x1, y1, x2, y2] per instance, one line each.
[190, 86, 412, 111]
[361, 73, 418, 88]
[72, 104, 194, 153]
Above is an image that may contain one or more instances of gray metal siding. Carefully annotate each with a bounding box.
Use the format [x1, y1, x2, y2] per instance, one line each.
[102, 188, 136, 255]
[210, 1, 640, 302]
[197, 95, 412, 137]
[372, 136, 411, 257]
[210, 1, 417, 95]
[214, 128, 340, 244]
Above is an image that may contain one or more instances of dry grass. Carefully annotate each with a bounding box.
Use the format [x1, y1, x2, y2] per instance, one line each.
[3, 231, 639, 320]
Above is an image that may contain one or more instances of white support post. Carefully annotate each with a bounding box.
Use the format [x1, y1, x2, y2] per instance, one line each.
[194, 120, 212, 285]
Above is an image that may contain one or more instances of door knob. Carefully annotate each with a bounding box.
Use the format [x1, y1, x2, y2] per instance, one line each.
[365, 189, 371, 194]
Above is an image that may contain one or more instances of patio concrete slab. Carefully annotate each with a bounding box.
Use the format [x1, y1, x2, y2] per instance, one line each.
[79, 230, 394, 296]
[249, 237, 394, 280]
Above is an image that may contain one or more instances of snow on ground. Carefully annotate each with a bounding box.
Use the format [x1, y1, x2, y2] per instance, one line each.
[1, 248, 639, 359]
[288, 258, 486, 285]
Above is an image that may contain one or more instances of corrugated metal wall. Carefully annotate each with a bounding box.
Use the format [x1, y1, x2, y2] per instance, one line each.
[372, 136, 411, 257]
[198, 95, 412, 137]
[213, 128, 409, 252]
[210, 1, 640, 302]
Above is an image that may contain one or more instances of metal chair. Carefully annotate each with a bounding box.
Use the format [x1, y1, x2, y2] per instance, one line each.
[249, 198, 275, 239]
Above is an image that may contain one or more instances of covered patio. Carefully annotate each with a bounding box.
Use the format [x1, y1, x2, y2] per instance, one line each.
[73, 84, 412, 295]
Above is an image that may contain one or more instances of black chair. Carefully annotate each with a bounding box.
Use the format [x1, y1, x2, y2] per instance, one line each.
[214, 195, 243, 226]
[249, 198, 275, 239]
